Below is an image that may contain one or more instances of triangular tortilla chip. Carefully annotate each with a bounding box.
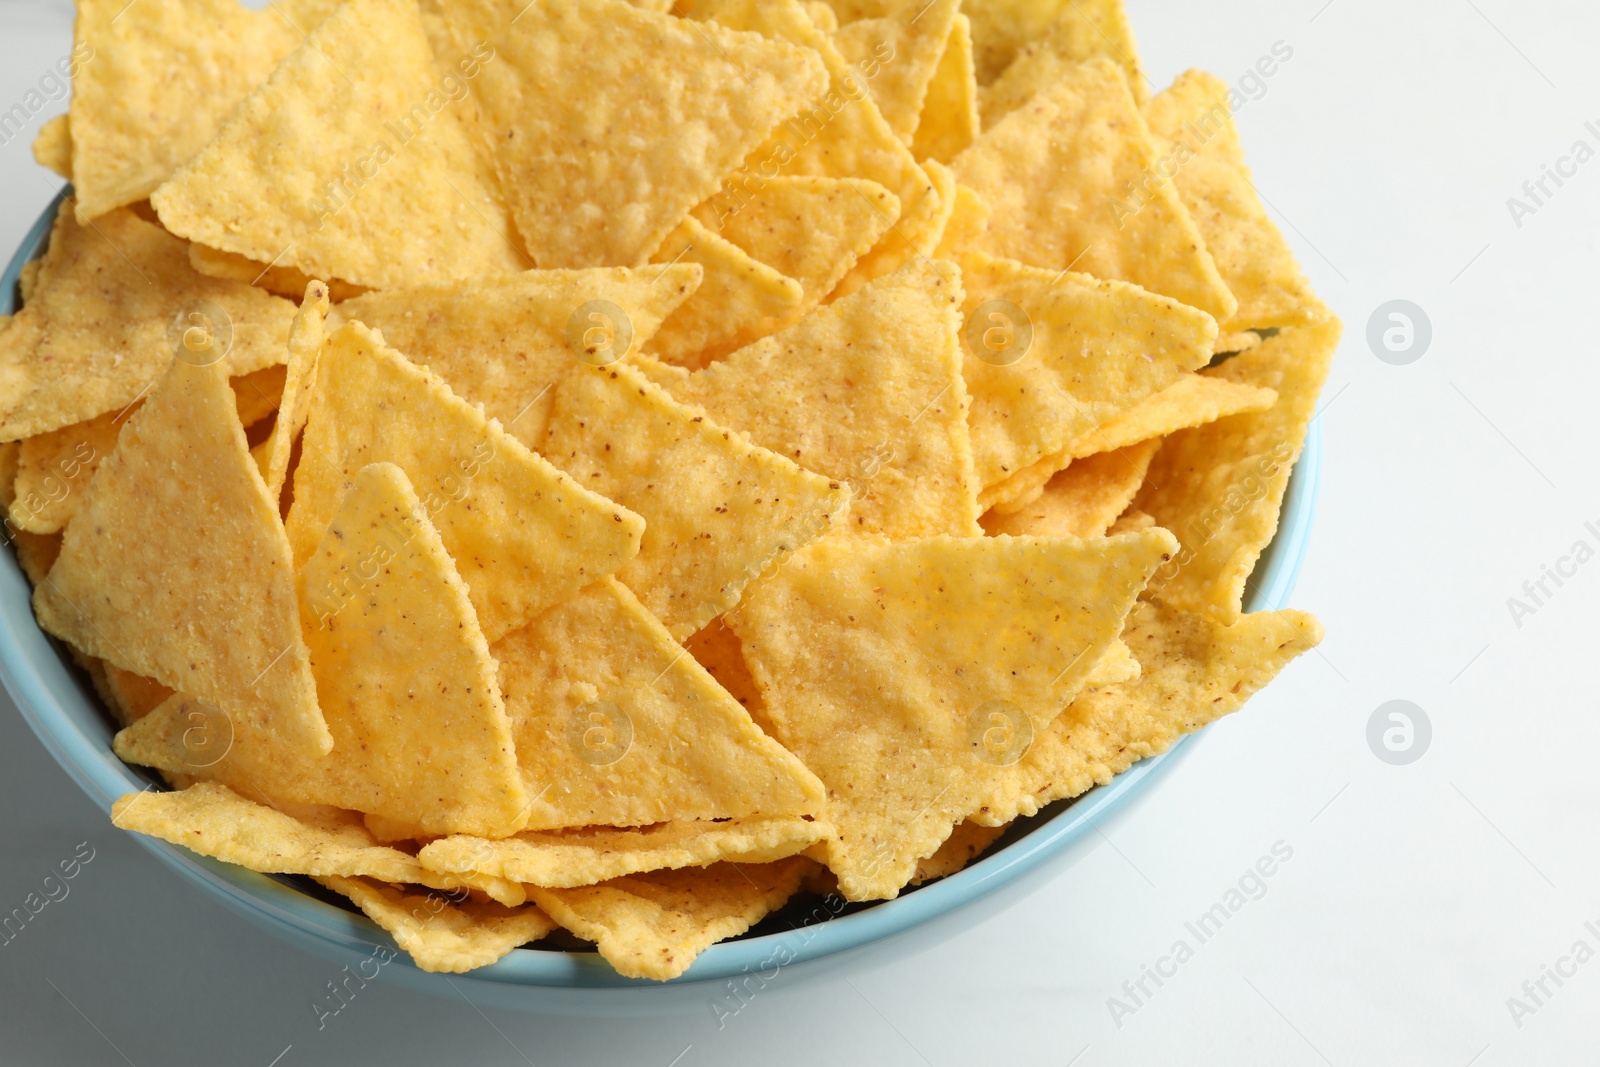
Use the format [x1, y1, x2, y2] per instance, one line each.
[963, 0, 1143, 90]
[419, 816, 828, 888]
[111, 783, 523, 905]
[285, 322, 645, 642]
[326, 265, 700, 450]
[691, 176, 900, 309]
[651, 259, 980, 539]
[0, 205, 297, 441]
[527, 859, 809, 980]
[685, 619, 767, 719]
[911, 12, 978, 163]
[912, 819, 1005, 884]
[977, 0, 1149, 121]
[972, 601, 1322, 825]
[117, 465, 531, 837]
[317, 875, 557, 973]
[959, 252, 1216, 495]
[1136, 317, 1340, 621]
[32, 114, 71, 180]
[492, 577, 825, 830]
[646, 218, 807, 369]
[259, 282, 328, 497]
[543, 362, 850, 639]
[729, 530, 1177, 899]
[933, 182, 991, 259]
[982, 440, 1160, 538]
[150, 0, 524, 291]
[690, 0, 946, 295]
[1145, 71, 1325, 331]
[441, 0, 827, 269]
[186, 243, 369, 305]
[66, 0, 319, 220]
[33, 357, 329, 755]
[833, 0, 960, 145]
[981, 372, 1281, 513]
[952, 58, 1236, 322]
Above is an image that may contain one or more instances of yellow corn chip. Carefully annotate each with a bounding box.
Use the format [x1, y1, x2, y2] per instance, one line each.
[317, 875, 556, 973]
[912, 820, 1004, 884]
[1109, 509, 1156, 535]
[982, 372, 1280, 512]
[118, 464, 532, 837]
[973, 601, 1322, 825]
[1137, 318, 1340, 621]
[493, 577, 824, 830]
[96, 663, 174, 727]
[232, 365, 289, 430]
[952, 59, 1237, 322]
[960, 251, 1215, 495]
[67, 0, 315, 220]
[685, 619, 767, 719]
[151, 0, 524, 291]
[812, 0, 893, 19]
[1086, 639, 1140, 688]
[443, 0, 827, 269]
[1146, 71, 1325, 331]
[258, 283, 328, 496]
[652, 259, 979, 539]
[978, 0, 1149, 123]
[32, 114, 71, 180]
[691, 0, 945, 295]
[803, 0, 839, 31]
[982, 440, 1160, 539]
[33, 355, 328, 755]
[111, 783, 524, 905]
[964, 0, 1143, 90]
[730, 530, 1177, 899]
[527, 859, 808, 980]
[691, 176, 900, 309]
[543, 362, 849, 638]
[933, 183, 991, 259]
[0, 205, 297, 441]
[1216, 330, 1263, 356]
[419, 816, 828, 888]
[327, 265, 700, 449]
[286, 322, 645, 642]
[186, 243, 369, 305]
[0, 438, 17, 506]
[646, 218, 807, 369]
[833, 0, 960, 145]
[12, 531, 60, 587]
[912, 13, 978, 164]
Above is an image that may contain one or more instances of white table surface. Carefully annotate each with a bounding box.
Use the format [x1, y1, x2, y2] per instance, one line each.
[2, 0, 1597, 1062]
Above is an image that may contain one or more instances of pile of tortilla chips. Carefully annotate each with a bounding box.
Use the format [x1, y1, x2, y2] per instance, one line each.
[5, 0, 1336, 980]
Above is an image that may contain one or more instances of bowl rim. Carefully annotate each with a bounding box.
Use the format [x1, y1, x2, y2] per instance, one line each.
[0, 187, 1323, 990]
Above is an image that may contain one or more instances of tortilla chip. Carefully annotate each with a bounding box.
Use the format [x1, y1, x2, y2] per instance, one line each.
[11, 409, 127, 535]
[910, 12, 977, 164]
[982, 440, 1160, 539]
[933, 183, 990, 259]
[442, 0, 827, 269]
[317, 875, 556, 973]
[952, 58, 1236, 322]
[833, 0, 960, 145]
[960, 251, 1215, 495]
[652, 259, 979, 539]
[32, 114, 71, 180]
[97, 663, 174, 727]
[1145, 71, 1324, 331]
[419, 816, 828, 888]
[186, 243, 368, 304]
[730, 529, 1177, 900]
[543, 362, 849, 638]
[964, 0, 1143, 90]
[691, 176, 900, 309]
[527, 859, 808, 980]
[972, 601, 1322, 825]
[912, 820, 1004, 883]
[1216, 330, 1263, 357]
[327, 265, 700, 449]
[0, 205, 297, 441]
[982, 372, 1280, 512]
[691, 0, 945, 294]
[978, 0, 1149, 123]
[12, 532, 59, 587]
[66, 0, 317, 220]
[286, 321, 645, 642]
[645, 218, 807, 369]
[803, 0, 839, 31]
[258, 283, 328, 496]
[684, 619, 766, 718]
[151, 0, 524, 291]
[33, 357, 329, 755]
[1136, 318, 1340, 621]
[232, 365, 289, 430]
[111, 783, 524, 905]
[1086, 638, 1140, 688]
[493, 577, 824, 830]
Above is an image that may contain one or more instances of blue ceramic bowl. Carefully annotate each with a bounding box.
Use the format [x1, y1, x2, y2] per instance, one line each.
[0, 188, 1322, 1011]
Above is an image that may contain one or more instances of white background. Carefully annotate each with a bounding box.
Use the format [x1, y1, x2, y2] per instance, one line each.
[1, 0, 1597, 1062]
